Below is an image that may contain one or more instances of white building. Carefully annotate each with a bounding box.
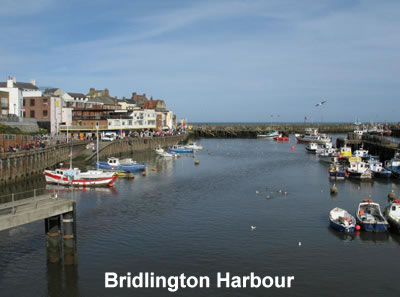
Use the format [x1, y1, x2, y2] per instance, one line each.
[132, 109, 156, 129]
[0, 77, 41, 119]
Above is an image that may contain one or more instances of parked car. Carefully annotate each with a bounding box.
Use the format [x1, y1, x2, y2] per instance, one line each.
[102, 133, 116, 141]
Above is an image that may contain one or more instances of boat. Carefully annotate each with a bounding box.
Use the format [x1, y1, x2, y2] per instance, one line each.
[320, 153, 339, 164]
[385, 152, 400, 178]
[257, 130, 279, 138]
[273, 134, 289, 141]
[95, 157, 146, 172]
[305, 142, 319, 153]
[295, 128, 331, 144]
[170, 145, 194, 153]
[339, 146, 352, 158]
[155, 145, 164, 154]
[353, 147, 369, 159]
[185, 142, 203, 150]
[345, 161, 372, 179]
[383, 123, 392, 136]
[44, 168, 117, 187]
[329, 163, 346, 180]
[368, 160, 391, 178]
[384, 200, 400, 233]
[356, 200, 389, 232]
[329, 207, 356, 232]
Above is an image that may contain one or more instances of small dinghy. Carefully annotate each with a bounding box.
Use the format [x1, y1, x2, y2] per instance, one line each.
[257, 131, 279, 138]
[95, 157, 146, 172]
[329, 207, 356, 232]
[273, 134, 289, 141]
[170, 145, 194, 153]
[305, 142, 319, 153]
[385, 200, 400, 233]
[356, 199, 388, 232]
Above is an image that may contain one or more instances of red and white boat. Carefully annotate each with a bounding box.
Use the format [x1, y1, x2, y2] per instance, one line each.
[44, 168, 117, 187]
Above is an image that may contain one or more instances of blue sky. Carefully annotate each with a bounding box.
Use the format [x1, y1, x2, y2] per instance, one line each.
[1, 0, 399, 122]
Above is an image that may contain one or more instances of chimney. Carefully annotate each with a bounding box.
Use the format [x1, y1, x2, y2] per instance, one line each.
[114, 96, 118, 105]
[7, 76, 14, 88]
[90, 88, 95, 92]
[30, 79, 36, 86]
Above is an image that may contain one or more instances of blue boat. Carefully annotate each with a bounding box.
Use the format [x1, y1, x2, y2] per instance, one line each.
[329, 163, 346, 180]
[356, 200, 388, 232]
[95, 157, 146, 172]
[369, 160, 391, 178]
[385, 152, 400, 178]
[329, 207, 356, 232]
[170, 145, 194, 153]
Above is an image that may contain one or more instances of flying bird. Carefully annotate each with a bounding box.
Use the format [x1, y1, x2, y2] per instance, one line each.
[315, 100, 327, 107]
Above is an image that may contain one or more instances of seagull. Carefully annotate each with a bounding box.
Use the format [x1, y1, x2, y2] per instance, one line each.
[315, 100, 327, 107]
[298, 241, 302, 246]
[251, 226, 256, 230]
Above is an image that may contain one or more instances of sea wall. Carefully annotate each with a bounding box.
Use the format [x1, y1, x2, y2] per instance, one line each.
[190, 123, 358, 138]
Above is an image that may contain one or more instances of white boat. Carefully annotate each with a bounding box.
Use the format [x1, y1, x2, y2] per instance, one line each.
[319, 152, 339, 164]
[295, 128, 331, 144]
[257, 131, 279, 138]
[44, 168, 117, 187]
[329, 207, 356, 232]
[155, 146, 164, 154]
[356, 200, 388, 232]
[353, 147, 369, 159]
[385, 200, 400, 233]
[305, 142, 319, 153]
[346, 161, 372, 179]
[185, 142, 203, 150]
[119, 158, 138, 165]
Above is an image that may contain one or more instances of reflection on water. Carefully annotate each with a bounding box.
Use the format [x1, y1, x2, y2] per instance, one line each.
[1, 138, 400, 297]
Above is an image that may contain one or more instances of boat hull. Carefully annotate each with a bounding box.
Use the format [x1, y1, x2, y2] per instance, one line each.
[44, 171, 117, 187]
[356, 221, 388, 232]
[95, 162, 146, 172]
[329, 220, 355, 232]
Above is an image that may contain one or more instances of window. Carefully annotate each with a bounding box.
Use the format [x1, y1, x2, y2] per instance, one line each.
[1, 97, 8, 108]
[30, 110, 35, 118]
[2, 110, 8, 115]
[43, 98, 48, 105]
[43, 110, 48, 118]
[128, 120, 132, 125]
[30, 99, 35, 106]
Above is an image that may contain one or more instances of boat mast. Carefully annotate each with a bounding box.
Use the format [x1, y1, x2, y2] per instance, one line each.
[96, 121, 99, 169]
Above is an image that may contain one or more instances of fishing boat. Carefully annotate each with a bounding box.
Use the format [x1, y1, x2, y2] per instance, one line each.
[345, 161, 372, 179]
[170, 145, 194, 153]
[384, 200, 400, 233]
[44, 168, 117, 187]
[369, 160, 391, 178]
[329, 207, 356, 232]
[273, 134, 289, 141]
[295, 128, 331, 144]
[257, 130, 279, 138]
[185, 142, 203, 150]
[95, 157, 146, 172]
[385, 152, 400, 178]
[356, 200, 389, 232]
[305, 142, 319, 153]
[329, 163, 346, 180]
[353, 147, 369, 159]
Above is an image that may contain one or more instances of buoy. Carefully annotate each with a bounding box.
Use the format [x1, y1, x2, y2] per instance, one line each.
[355, 225, 361, 231]
[266, 195, 270, 199]
[128, 173, 135, 179]
[208, 152, 211, 155]
[330, 184, 338, 194]
[142, 171, 146, 176]
[291, 145, 295, 151]
[298, 242, 302, 247]
[194, 160, 200, 165]
[284, 191, 288, 195]
[388, 190, 396, 201]
[256, 191, 259, 194]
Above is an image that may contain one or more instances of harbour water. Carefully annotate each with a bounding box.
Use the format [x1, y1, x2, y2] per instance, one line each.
[1, 137, 400, 297]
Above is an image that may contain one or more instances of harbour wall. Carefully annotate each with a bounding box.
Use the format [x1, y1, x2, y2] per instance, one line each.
[0, 142, 88, 186]
[190, 123, 359, 138]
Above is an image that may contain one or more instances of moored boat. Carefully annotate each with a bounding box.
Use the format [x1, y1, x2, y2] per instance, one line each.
[329, 207, 356, 232]
[295, 128, 331, 144]
[44, 168, 117, 187]
[185, 142, 203, 150]
[170, 145, 194, 153]
[273, 134, 289, 141]
[385, 152, 400, 179]
[345, 161, 372, 179]
[356, 200, 388, 232]
[329, 163, 346, 180]
[95, 157, 146, 172]
[305, 142, 319, 153]
[257, 130, 279, 138]
[385, 200, 400, 233]
[369, 161, 391, 178]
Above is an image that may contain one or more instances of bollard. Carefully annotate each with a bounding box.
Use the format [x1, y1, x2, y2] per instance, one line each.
[63, 207, 78, 266]
[45, 215, 62, 263]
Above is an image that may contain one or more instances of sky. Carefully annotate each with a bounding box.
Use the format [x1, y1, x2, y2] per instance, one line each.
[0, 0, 399, 122]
